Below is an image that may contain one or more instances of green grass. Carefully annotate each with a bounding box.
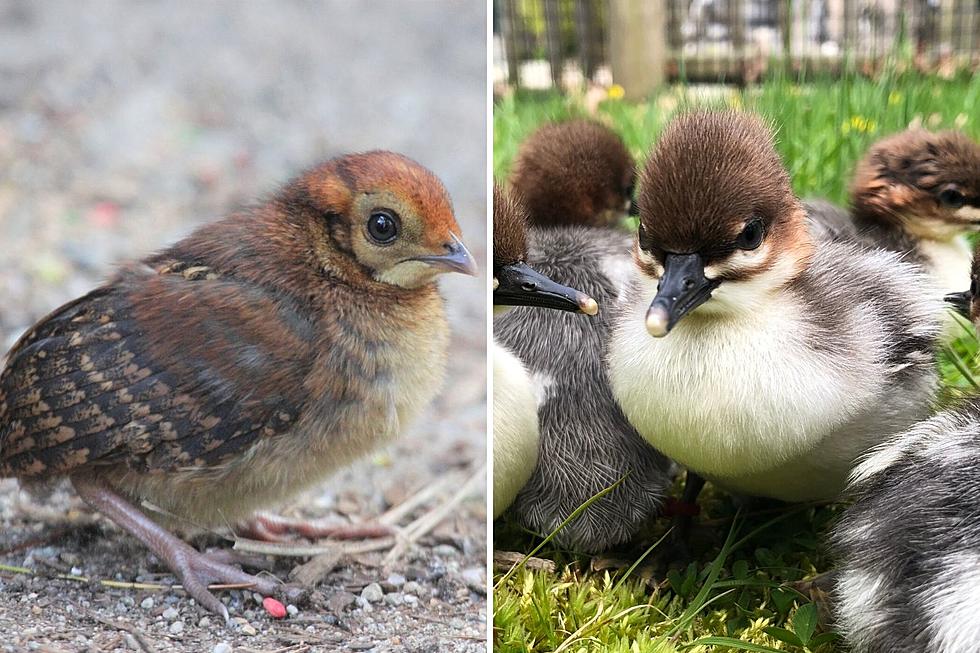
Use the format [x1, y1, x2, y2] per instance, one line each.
[493, 71, 980, 652]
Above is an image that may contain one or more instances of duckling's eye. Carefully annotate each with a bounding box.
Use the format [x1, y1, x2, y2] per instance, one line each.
[939, 188, 965, 209]
[735, 219, 765, 251]
[367, 210, 400, 244]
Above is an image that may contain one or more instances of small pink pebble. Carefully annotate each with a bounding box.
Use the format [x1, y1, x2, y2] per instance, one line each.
[88, 201, 120, 228]
[262, 597, 287, 619]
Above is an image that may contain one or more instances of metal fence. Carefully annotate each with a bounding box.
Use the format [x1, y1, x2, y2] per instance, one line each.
[494, 0, 980, 88]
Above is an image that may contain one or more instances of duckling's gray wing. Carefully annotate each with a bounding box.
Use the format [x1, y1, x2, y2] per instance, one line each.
[833, 402, 980, 653]
[804, 199, 859, 242]
[791, 240, 939, 389]
[494, 226, 674, 553]
[775, 240, 940, 498]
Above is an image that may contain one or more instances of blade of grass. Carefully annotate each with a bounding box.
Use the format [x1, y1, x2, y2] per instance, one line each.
[943, 344, 980, 390]
[668, 512, 741, 637]
[494, 475, 626, 591]
[683, 636, 786, 652]
[612, 528, 673, 593]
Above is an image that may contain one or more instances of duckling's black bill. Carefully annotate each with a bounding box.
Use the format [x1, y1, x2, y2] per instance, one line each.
[646, 252, 720, 337]
[945, 289, 972, 317]
[494, 262, 598, 314]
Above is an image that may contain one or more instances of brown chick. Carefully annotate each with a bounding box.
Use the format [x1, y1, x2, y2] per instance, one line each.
[508, 120, 636, 228]
[849, 129, 980, 295]
[0, 151, 477, 620]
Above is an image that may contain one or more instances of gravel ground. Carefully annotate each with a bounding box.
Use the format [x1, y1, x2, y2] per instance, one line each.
[0, 2, 487, 651]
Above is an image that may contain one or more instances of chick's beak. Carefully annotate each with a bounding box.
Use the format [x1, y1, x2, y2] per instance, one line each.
[945, 289, 972, 317]
[646, 252, 719, 337]
[494, 262, 598, 315]
[413, 233, 479, 277]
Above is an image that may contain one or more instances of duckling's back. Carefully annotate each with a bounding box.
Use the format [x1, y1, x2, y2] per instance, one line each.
[494, 226, 673, 552]
[834, 400, 980, 653]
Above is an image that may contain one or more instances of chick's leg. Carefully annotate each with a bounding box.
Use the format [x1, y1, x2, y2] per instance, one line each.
[238, 513, 393, 542]
[71, 474, 279, 621]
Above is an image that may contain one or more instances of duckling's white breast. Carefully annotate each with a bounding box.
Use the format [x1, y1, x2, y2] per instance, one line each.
[492, 341, 540, 518]
[608, 275, 879, 500]
[919, 235, 972, 298]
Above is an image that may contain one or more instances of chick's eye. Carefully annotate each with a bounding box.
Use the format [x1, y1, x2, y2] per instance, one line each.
[939, 188, 965, 209]
[735, 219, 765, 250]
[367, 210, 399, 244]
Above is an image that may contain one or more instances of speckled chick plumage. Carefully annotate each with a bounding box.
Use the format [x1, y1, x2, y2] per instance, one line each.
[508, 120, 635, 228]
[0, 151, 466, 528]
[495, 225, 673, 552]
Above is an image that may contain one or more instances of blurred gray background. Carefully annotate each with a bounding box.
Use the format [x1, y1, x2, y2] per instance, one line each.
[0, 2, 487, 650]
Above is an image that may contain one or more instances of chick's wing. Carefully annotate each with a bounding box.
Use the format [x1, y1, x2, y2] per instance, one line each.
[0, 265, 318, 477]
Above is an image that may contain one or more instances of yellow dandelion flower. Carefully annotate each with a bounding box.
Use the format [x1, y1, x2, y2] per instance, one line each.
[608, 84, 626, 100]
[844, 115, 877, 134]
[888, 90, 903, 106]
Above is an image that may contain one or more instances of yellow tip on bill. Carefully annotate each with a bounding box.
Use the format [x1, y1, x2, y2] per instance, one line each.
[645, 306, 670, 337]
[580, 296, 599, 316]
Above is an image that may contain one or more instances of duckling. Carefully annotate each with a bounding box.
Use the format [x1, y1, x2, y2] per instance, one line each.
[508, 119, 637, 228]
[607, 111, 942, 503]
[496, 223, 674, 552]
[833, 244, 980, 653]
[811, 129, 980, 296]
[492, 185, 597, 518]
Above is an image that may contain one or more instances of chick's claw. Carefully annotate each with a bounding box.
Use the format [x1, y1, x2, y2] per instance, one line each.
[169, 546, 281, 623]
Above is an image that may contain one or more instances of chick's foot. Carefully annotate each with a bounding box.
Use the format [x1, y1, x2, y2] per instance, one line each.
[71, 474, 281, 621]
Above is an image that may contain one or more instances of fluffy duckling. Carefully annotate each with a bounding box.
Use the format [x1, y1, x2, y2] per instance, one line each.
[495, 223, 673, 552]
[0, 152, 478, 619]
[492, 185, 597, 518]
[508, 119, 637, 228]
[813, 129, 980, 296]
[833, 245, 980, 653]
[607, 111, 941, 503]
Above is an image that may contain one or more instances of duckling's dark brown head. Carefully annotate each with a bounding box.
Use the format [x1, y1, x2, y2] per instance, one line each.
[508, 120, 635, 228]
[492, 184, 597, 314]
[492, 183, 529, 273]
[636, 111, 812, 336]
[851, 129, 980, 239]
